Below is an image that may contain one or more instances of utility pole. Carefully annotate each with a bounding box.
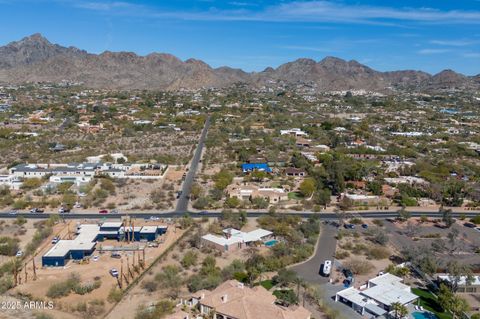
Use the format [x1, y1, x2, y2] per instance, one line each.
[24, 264, 27, 283]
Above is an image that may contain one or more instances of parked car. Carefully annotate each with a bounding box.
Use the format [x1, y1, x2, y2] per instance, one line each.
[59, 207, 70, 214]
[109, 268, 119, 277]
[8, 210, 17, 215]
[149, 216, 160, 221]
[464, 222, 476, 228]
[16, 250, 23, 257]
[51, 236, 60, 244]
[176, 191, 183, 199]
[111, 252, 121, 259]
[92, 255, 99, 262]
[344, 224, 355, 229]
[361, 224, 369, 229]
[30, 208, 44, 213]
[110, 209, 119, 214]
[147, 242, 159, 248]
[99, 209, 108, 214]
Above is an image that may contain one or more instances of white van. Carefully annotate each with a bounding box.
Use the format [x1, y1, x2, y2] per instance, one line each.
[322, 260, 332, 276]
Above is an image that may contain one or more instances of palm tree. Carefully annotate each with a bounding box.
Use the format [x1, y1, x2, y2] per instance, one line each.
[390, 302, 408, 319]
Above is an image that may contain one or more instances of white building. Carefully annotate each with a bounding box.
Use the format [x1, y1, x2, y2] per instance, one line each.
[280, 128, 308, 137]
[335, 273, 418, 318]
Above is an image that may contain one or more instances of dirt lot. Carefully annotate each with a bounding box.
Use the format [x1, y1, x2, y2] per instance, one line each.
[331, 219, 396, 285]
[106, 218, 268, 319]
[6, 218, 182, 319]
[384, 217, 480, 268]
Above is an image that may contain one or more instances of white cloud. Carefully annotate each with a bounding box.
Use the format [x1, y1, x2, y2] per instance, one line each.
[67, 1, 480, 25]
[463, 52, 480, 58]
[430, 39, 477, 46]
[418, 48, 451, 55]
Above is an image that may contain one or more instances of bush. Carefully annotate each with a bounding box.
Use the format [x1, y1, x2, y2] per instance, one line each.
[135, 300, 175, 319]
[107, 286, 123, 303]
[181, 250, 198, 269]
[471, 215, 480, 224]
[273, 289, 298, 305]
[47, 274, 79, 298]
[344, 259, 374, 275]
[366, 246, 390, 260]
[0, 237, 20, 256]
[372, 219, 384, 227]
[142, 280, 158, 292]
[335, 251, 350, 259]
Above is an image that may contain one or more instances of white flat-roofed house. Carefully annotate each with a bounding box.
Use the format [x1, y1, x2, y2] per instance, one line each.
[335, 273, 418, 318]
[201, 228, 273, 252]
[280, 128, 308, 137]
[0, 174, 22, 190]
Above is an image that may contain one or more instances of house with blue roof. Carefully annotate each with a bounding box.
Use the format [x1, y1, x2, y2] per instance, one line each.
[241, 163, 272, 173]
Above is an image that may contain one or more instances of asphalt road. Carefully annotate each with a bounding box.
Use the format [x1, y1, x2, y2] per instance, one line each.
[291, 223, 338, 284]
[1, 210, 480, 220]
[175, 116, 211, 213]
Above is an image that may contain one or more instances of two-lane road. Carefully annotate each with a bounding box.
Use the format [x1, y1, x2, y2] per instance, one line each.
[1, 210, 480, 220]
[175, 116, 210, 213]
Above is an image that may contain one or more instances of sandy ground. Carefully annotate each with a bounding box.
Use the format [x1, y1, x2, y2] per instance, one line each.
[7, 219, 182, 319]
[106, 218, 264, 319]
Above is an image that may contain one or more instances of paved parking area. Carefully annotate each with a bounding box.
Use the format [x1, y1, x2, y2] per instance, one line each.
[291, 223, 338, 284]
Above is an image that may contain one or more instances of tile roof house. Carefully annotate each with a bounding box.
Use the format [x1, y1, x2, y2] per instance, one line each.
[196, 280, 311, 319]
[226, 184, 288, 204]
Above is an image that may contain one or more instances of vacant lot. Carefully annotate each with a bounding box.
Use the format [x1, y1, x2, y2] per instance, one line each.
[7, 218, 181, 319]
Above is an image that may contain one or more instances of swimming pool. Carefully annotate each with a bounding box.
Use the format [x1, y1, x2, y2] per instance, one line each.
[412, 311, 438, 319]
[264, 240, 278, 247]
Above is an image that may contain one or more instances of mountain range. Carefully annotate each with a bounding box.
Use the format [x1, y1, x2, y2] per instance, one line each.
[0, 34, 478, 91]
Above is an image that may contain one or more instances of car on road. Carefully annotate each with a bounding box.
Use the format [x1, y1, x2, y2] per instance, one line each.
[8, 210, 18, 215]
[321, 260, 332, 277]
[176, 191, 183, 199]
[109, 268, 119, 277]
[99, 209, 108, 214]
[51, 236, 60, 244]
[149, 216, 160, 221]
[58, 207, 70, 214]
[15, 250, 23, 257]
[110, 209, 119, 214]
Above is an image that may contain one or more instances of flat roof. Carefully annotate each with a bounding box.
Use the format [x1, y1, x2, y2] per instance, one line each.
[101, 222, 123, 228]
[336, 287, 367, 307]
[140, 226, 158, 233]
[44, 240, 96, 258]
[361, 283, 417, 306]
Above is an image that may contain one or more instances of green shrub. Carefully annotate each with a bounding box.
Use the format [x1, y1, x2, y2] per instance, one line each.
[366, 246, 390, 260]
[107, 286, 123, 303]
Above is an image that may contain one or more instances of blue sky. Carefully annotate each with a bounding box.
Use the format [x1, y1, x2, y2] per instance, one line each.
[1, 0, 480, 74]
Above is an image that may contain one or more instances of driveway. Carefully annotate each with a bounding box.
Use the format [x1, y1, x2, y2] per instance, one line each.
[291, 223, 338, 285]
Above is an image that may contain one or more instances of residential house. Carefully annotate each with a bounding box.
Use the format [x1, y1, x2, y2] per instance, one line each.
[241, 163, 272, 173]
[285, 167, 307, 177]
[226, 184, 288, 203]
[437, 275, 480, 294]
[195, 280, 311, 319]
[335, 273, 418, 318]
[201, 228, 273, 252]
[280, 128, 308, 137]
